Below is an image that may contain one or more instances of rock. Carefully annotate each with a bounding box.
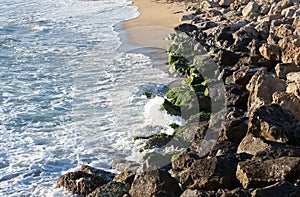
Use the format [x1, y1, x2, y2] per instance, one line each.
[232, 66, 264, 86]
[216, 49, 240, 67]
[275, 63, 300, 79]
[179, 155, 239, 190]
[272, 91, 300, 120]
[248, 104, 300, 145]
[172, 151, 199, 172]
[129, 169, 182, 197]
[259, 43, 281, 61]
[254, 145, 300, 160]
[281, 6, 297, 17]
[252, 181, 300, 197]
[56, 165, 115, 196]
[259, 4, 271, 15]
[88, 181, 130, 197]
[242, 2, 260, 17]
[246, 69, 287, 114]
[180, 14, 197, 21]
[142, 134, 174, 150]
[219, 0, 234, 7]
[286, 71, 300, 99]
[236, 157, 300, 189]
[237, 133, 272, 156]
[225, 84, 249, 110]
[113, 171, 136, 185]
[230, 21, 248, 31]
[214, 26, 235, 48]
[174, 23, 198, 34]
[180, 188, 250, 197]
[275, 24, 294, 38]
[111, 158, 140, 172]
[279, 36, 300, 66]
[293, 16, 300, 29]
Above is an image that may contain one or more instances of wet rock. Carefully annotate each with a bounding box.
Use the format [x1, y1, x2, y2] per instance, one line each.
[129, 169, 182, 197]
[88, 181, 130, 197]
[56, 165, 115, 196]
[275, 63, 300, 79]
[246, 69, 286, 114]
[252, 181, 300, 197]
[142, 134, 174, 150]
[248, 104, 300, 145]
[179, 155, 239, 190]
[272, 91, 300, 120]
[259, 43, 281, 61]
[242, 1, 260, 17]
[236, 157, 300, 189]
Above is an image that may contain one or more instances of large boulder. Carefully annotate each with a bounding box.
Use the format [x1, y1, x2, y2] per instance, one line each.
[248, 104, 300, 145]
[88, 181, 130, 197]
[236, 157, 300, 189]
[237, 133, 272, 156]
[129, 169, 182, 197]
[56, 165, 115, 196]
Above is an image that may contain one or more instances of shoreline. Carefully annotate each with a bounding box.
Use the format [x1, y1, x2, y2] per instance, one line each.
[121, 0, 188, 49]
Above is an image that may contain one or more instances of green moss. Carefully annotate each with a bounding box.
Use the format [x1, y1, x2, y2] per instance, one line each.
[166, 87, 191, 107]
[161, 99, 181, 116]
[133, 133, 168, 141]
[186, 111, 211, 124]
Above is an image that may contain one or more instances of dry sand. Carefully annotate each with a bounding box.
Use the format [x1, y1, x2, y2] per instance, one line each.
[121, 0, 189, 49]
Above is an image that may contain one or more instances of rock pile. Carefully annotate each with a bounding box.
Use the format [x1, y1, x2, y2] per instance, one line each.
[56, 0, 300, 196]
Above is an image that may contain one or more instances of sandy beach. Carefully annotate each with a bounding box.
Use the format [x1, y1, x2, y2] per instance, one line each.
[122, 0, 189, 48]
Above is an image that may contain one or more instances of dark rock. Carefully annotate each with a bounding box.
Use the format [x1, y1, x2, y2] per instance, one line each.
[225, 84, 249, 110]
[219, 116, 248, 143]
[248, 104, 300, 145]
[174, 23, 198, 34]
[180, 155, 240, 190]
[88, 181, 130, 197]
[56, 165, 115, 196]
[129, 169, 182, 197]
[232, 66, 264, 87]
[172, 151, 200, 172]
[214, 26, 234, 48]
[113, 171, 136, 185]
[259, 43, 281, 61]
[252, 181, 300, 197]
[236, 157, 300, 189]
[143, 134, 173, 150]
[216, 49, 240, 67]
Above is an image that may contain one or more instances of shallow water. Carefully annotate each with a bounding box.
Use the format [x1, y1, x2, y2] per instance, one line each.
[0, 0, 180, 196]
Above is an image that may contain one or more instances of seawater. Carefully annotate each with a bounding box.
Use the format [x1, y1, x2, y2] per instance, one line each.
[0, 0, 183, 196]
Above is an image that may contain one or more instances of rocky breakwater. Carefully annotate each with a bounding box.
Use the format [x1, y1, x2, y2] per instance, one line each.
[56, 0, 300, 196]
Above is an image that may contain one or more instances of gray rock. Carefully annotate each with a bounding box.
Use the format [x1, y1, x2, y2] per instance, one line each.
[236, 157, 300, 189]
[237, 134, 272, 155]
[275, 63, 300, 79]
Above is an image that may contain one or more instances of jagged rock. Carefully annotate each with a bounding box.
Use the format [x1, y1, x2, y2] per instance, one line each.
[246, 69, 286, 114]
[293, 16, 300, 29]
[180, 188, 250, 197]
[248, 104, 300, 145]
[259, 4, 271, 15]
[56, 165, 115, 196]
[275, 63, 300, 79]
[259, 43, 281, 61]
[219, 116, 248, 143]
[242, 1, 260, 17]
[275, 24, 294, 38]
[286, 71, 300, 99]
[252, 181, 300, 197]
[255, 21, 270, 39]
[214, 26, 235, 48]
[279, 36, 300, 66]
[143, 134, 173, 150]
[88, 181, 130, 197]
[273, 91, 300, 120]
[172, 151, 199, 172]
[236, 157, 300, 189]
[237, 133, 272, 155]
[281, 6, 297, 17]
[232, 66, 264, 86]
[113, 171, 135, 185]
[216, 49, 240, 67]
[225, 84, 249, 110]
[129, 169, 182, 197]
[179, 155, 239, 190]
